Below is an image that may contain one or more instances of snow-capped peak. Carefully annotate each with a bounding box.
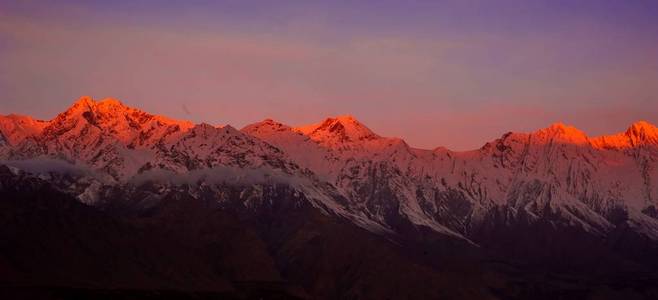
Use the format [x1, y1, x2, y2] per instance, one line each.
[294, 115, 380, 146]
[242, 118, 291, 133]
[43, 96, 194, 147]
[625, 120, 658, 145]
[71, 95, 96, 108]
[534, 122, 589, 144]
[591, 120, 658, 149]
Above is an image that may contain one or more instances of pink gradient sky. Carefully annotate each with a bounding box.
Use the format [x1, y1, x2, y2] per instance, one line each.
[0, 1, 657, 150]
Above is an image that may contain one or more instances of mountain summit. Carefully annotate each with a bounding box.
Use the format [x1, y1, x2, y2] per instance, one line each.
[44, 96, 194, 145]
[294, 115, 380, 146]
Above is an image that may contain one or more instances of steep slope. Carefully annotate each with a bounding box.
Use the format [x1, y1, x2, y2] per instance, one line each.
[244, 116, 658, 249]
[5, 97, 311, 182]
[243, 117, 466, 238]
[242, 119, 336, 178]
[3, 98, 658, 265]
[2, 98, 398, 236]
[460, 122, 658, 237]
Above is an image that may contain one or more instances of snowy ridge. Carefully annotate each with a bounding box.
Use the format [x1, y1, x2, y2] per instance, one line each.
[2, 97, 657, 243]
[0, 114, 50, 146]
[247, 117, 658, 241]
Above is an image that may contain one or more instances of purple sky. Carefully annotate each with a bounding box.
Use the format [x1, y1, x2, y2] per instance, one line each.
[1, 0, 657, 150]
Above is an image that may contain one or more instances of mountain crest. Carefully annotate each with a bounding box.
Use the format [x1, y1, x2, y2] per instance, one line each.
[591, 120, 658, 149]
[294, 115, 379, 145]
[42, 96, 194, 147]
[624, 120, 658, 146]
[534, 122, 588, 144]
[72, 95, 96, 108]
[58, 96, 122, 120]
[63, 96, 128, 116]
[0, 114, 50, 146]
[626, 120, 657, 137]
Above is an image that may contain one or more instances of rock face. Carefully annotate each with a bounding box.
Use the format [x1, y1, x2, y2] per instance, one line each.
[2, 97, 658, 298]
[245, 117, 658, 243]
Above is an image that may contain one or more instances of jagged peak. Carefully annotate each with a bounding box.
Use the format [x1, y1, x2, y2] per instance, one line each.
[620, 120, 658, 147]
[40, 96, 195, 146]
[95, 98, 127, 109]
[294, 115, 379, 144]
[62, 96, 111, 116]
[625, 120, 657, 136]
[241, 118, 292, 134]
[532, 122, 589, 144]
[325, 115, 361, 126]
[542, 122, 586, 135]
[67, 96, 128, 113]
[62, 96, 96, 115]
[583, 120, 657, 150]
[58, 96, 191, 126]
[74, 95, 96, 106]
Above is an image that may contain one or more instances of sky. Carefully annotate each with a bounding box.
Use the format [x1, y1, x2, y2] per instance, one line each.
[1, 0, 657, 150]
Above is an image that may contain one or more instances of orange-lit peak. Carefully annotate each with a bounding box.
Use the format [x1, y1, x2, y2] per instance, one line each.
[240, 119, 292, 137]
[293, 115, 382, 147]
[626, 120, 657, 136]
[0, 114, 50, 146]
[545, 122, 580, 133]
[333, 114, 357, 122]
[58, 96, 95, 118]
[63, 96, 128, 118]
[97, 98, 124, 107]
[624, 120, 658, 146]
[297, 115, 374, 134]
[537, 122, 588, 141]
[68, 96, 127, 112]
[322, 115, 367, 129]
[48, 96, 195, 144]
[590, 120, 657, 149]
[71, 95, 96, 108]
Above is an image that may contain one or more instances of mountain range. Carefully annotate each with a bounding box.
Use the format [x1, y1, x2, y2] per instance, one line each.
[1, 96, 658, 299]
